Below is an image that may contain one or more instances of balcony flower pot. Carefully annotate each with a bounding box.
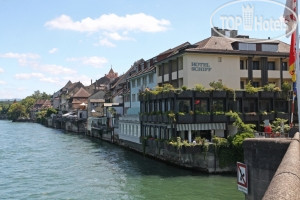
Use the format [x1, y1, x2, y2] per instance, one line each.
[212, 90, 227, 98]
[259, 91, 274, 98]
[228, 91, 244, 99]
[177, 90, 193, 98]
[195, 91, 210, 98]
[244, 92, 259, 98]
[195, 114, 211, 123]
[244, 113, 259, 121]
[212, 114, 227, 122]
[276, 112, 289, 120]
[260, 113, 275, 121]
[177, 114, 194, 124]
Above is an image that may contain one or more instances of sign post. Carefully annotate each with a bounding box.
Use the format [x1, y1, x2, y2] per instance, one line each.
[237, 162, 248, 194]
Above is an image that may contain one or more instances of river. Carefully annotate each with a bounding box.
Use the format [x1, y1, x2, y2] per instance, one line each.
[0, 120, 243, 200]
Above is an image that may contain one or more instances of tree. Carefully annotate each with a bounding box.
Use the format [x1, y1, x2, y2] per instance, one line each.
[21, 97, 36, 114]
[7, 103, 26, 121]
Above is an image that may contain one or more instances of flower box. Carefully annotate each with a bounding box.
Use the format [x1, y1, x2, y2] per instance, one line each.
[244, 113, 259, 121]
[244, 92, 259, 98]
[260, 113, 275, 121]
[212, 91, 227, 98]
[259, 91, 274, 98]
[228, 91, 244, 99]
[177, 114, 194, 124]
[212, 115, 227, 122]
[177, 90, 193, 98]
[195, 114, 211, 123]
[276, 112, 289, 120]
[195, 91, 210, 98]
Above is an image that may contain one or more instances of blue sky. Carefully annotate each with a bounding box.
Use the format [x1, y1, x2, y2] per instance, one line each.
[0, 0, 292, 99]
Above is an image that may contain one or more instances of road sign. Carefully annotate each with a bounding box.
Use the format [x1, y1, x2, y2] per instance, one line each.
[237, 162, 248, 194]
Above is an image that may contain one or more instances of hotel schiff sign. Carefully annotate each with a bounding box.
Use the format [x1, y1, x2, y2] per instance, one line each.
[191, 62, 212, 71]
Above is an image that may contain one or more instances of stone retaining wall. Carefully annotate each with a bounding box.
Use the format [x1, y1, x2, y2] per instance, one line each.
[263, 132, 300, 200]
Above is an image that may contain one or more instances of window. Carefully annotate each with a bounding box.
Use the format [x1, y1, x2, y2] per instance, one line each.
[268, 62, 275, 70]
[172, 60, 177, 72]
[240, 60, 244, 69]
[132, 94, 136, 102]
[244, 99, 257, 112]
[275, 100, 288, 112]
[137, 78, 141, 87]
[142, 76, 147, 86]
[282, 62, 288, 71]
[239, 43, 256, 51]
[132, 80, 136, 88]
[177, 100, 191, 113]
[158, 65, 163, 76]
[253, 82, 260, 88]
[262, 44, 278, 52]
[194, 99, 208, 112]
[240, 81, 245, 89]
[149, 73, 154, 83]
[211, 100, 225, 112]
[259, 100, 272, 112]
[253, 61, 260, 70]
[178, 57, 183, 70]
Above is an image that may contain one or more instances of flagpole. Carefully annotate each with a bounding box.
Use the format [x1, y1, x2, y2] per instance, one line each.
[296, 0, 300, 131]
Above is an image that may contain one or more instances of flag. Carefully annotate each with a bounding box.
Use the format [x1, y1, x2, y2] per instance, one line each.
[289, 32, 296, 82]
[284, 0, 297, 36]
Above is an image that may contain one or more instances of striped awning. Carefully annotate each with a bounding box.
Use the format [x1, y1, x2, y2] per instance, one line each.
[176, 123, 226, 131]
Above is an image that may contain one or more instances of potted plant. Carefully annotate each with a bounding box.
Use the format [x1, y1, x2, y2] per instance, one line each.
[245, 81, 260, 98]
[194, 84, 210, 98]
[260, 83, 280, 98]
[209, 81, 227, 98]
[177, 86, 193, 98]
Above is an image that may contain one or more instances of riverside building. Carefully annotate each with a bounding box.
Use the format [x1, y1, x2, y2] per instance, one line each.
[139, 28, 292, 142]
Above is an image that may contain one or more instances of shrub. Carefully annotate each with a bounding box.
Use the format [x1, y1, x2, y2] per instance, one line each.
[245, 81, 261, 94]
[195, 84, 206, 92]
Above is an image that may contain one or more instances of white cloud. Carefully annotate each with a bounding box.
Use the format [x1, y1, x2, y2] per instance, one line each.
[49, 48, 58, 54]
[45, 13, 170, 33]
[0, 80, 6, 85]
[40, 64, 77, 75]
[67, 56, 108, 68]
[104, 32, 133, 41]
[97, 38, 116, 47]
[0, 67, 4, 73]
[0, 52, 40, 66]
[15, 73, 44, 80]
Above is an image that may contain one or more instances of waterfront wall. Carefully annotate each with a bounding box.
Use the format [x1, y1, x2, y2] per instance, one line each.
[243, 137, 292, 200]
[263, 132, 300, 200]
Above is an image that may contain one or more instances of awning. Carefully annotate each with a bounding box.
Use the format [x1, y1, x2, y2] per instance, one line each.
[90, 99, 105, 103]
[176, 123, 226, 131]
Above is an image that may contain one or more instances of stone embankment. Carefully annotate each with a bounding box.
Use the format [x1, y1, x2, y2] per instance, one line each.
[263, 132, 300, 200]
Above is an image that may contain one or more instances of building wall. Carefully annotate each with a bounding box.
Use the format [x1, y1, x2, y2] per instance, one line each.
[156, 53, 291, 90]
[128, 71, 156, 115]
[183, 54, 240, 89]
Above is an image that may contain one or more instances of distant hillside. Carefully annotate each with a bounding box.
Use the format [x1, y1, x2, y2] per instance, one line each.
[0, 99, 22, 102]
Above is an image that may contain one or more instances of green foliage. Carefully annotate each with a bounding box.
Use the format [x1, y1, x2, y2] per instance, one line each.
[245, 81, 261, 94]
[232, 132, 255, 147]
[194, 84, 206, 92]
[30, 90, 51, 100]
[7, 103, 26, 121]
[181, 85, 187, 91]
[46, 107, 57, 117]
[21, 97, 36, 114]
[262, 83, 280, 92]
[226, 111, 255, 133]
[271, 118, 290, 133]
[209, 80, 224, 90]
[282, 81, 291, 93]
